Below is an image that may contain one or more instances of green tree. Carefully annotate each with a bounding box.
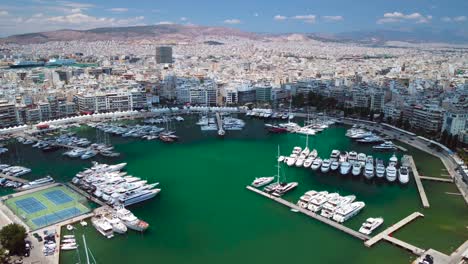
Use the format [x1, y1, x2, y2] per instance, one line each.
[0, 223, 27, 255]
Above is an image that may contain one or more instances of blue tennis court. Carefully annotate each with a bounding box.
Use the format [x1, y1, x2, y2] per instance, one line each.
[15, 197, 46, 214]
[31, 207, 82, 227]
[43, 190, 73, 205]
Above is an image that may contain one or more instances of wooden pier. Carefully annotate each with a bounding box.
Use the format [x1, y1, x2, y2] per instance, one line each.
[407, 156, 430, 208]
[419, 176, 453, 183]
[0, 173, 29, 184]
[246, 186, 370, 241]
[384, 236, 425, 255]
[66, 183, 108, 208]
[365, 212, 424, 248]
[215, 112, 224, 134]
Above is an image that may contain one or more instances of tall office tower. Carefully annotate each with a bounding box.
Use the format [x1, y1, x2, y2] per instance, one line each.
[156, 46, 173, 64]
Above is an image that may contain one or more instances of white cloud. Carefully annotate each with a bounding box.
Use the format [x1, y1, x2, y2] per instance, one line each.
[223, 19, 241, 24]
[322, 15, 343, 22]
[292, 14, 316, 23]
[274, 15, 287, 21]
[108, 8, 128, 13]
[180, 17, 188, 21]
[156, 21, 173, 25]
[253, 12, 259, 17]
[377, 12, 432, 24]
[0, 11, 146, 36]
[0, 10, 9, 16]
[442, 16, 467, 23]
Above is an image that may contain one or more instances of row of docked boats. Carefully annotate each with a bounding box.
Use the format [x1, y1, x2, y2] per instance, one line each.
[246, 109, 294, 120]
[90, 206, 150, 239]
[17, 176, 54, 190]
[251, 146, 298, 197]
[346, 127, 397, 151]
[72, 162, 161, 207]
[144, 116, 184, 124]
[296, 190, 366, 223]
[93, 123, 179, 142]
[0, 163, 32, 177]
[63, 143, 119, 159]
[281, 146, 410, 184]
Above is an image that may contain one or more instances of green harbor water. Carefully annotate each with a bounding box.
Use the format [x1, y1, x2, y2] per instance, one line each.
[1, 115, 467, 264]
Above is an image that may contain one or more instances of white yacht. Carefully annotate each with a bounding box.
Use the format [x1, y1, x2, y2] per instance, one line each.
[308, 149, 318, 159]
[307, 193, 339, 213]
[118, 189, 161, 206]
[351, 162, 362, 176]
[18, 176, 54, 190]
[363, 156, 374, 179]
[295, 156, 305, 167]
[320, 194, 356, 218]
[357, 153, 367, 166]
[297, 190, 318, 208]
[398, 166, 410, 184]
[359, 217, 384, 235]
[386, 164, 397, 182]
[348, 151, 358, 163]
[104, 214, 128, 234]
[292, 146, 302, 155]
[311, 158, 322, 171]
[332, 201, 365, 223]
[330, 150, 340, 161]
[81, 150, 97, 160]
[277, 156, 285, 163]
[303, 157, 314, 168]
[340, 162, 352, 175]
[389, 154, 398, 166]
[339, 152, 348, 163]
[91, 217, 114, 238]
[251, 177, 275, 188]
[286, 154, 297, 166]
[115, 206, 149, 231]
[375, 159, 385, 178]
[320, 159, 331, 173]
[330, 160, 339, 171]
[272, 182, 298, 197]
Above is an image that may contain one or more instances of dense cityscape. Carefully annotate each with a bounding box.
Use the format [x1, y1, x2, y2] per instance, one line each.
[0, 1, 466, 264]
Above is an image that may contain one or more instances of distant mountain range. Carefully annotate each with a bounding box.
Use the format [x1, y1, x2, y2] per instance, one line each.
[1, 24, 467, 45]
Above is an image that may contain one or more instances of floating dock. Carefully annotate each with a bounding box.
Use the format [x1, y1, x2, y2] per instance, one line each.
[246, 185, 370, 241]
[0, 173, 29, 184]
[384, 236, 425, 255]
[419, 176, 453, 183]
[365, 212, 424, 248]
[407, 156, 430, 208]
[215, 112, 225, 136]
[66, 183, 108, 207]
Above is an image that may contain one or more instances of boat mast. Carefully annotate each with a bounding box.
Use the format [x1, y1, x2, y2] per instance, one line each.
[83, 234, 90, 264]
[277, 145, 280, 183]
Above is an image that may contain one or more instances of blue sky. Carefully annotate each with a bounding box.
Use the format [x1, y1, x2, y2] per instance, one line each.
[0, 0, 466, 36]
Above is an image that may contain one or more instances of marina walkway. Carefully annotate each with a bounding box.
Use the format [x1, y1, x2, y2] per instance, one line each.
[419, 176, 453, 183]
[384, 236, 425, 255]
[365, 212, 424, 248]
[407, 156, 430, 208]
[215, 112, 224, 134]
[0, 172, 29, 183]
[66, 183, 108, 207]
[246, 186, 370, 241]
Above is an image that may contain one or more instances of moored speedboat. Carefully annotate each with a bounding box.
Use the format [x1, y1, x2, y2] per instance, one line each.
[359, 217, 384, 235]
[340, 162, 351, 175]
[330, 160, 339, 171]
[320, 159, 331, 173]
[252, 177, 275, 188]
[386, 164, 397, 182]
[398, 166, 409, 184]
[375, 159, 385, 178]
[363, 156, 374, 179]
[310, 158, 322, 171]
[351, 162, 362, 176]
